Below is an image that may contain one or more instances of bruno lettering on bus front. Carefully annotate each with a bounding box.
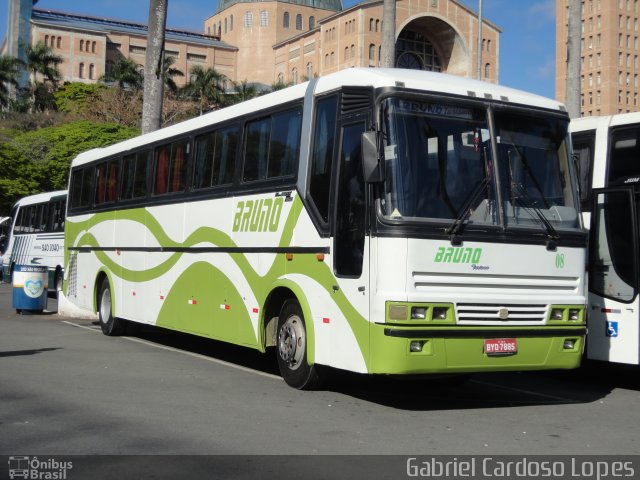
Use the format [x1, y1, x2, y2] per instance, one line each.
[434, 246, 482, 264]
[233, 196, 284, 233]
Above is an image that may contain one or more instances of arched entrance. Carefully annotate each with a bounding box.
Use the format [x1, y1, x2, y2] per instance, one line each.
[395, 16, 470, 76]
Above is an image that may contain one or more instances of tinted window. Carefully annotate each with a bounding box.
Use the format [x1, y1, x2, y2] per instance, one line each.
[95, 160, 119, 205]
[154, 140, 189, 195]
[194, 126, 238, 189]
[572, 132, 595, 211]
[310, 95, 338, 223]
[121, 151, 149, 200]
[70, 167, 95, 209]
[608, 126, 640, 185]
[244, 118, 270, 182]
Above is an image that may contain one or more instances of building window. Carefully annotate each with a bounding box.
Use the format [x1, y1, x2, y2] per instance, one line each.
[260, 11, 268, 27]
[309, 16, 315, 30]
[80, 40, 84, 51]
[296, 14, 302, 30]
[225, 18, 228, 33]
[344, 47, 349, 61]
[89, 64, 95, 80]
[351, 44, 355, 59]
[324, 54, 329, 67]
[245, 11, 253, 28]
[45, 35, 49, 46]
[79, 63, 84, 79]
[484, 63, 491, 78]
[230, 15, 234, 30]
[283, 12, 290, 28]
[369, 44, 376, 61]
[376, 19, 380, 32]
[331, 51, 335, 65]
[92, 41, 96, 53]
[370, 18, 373, 31]
[291, 67, 298, 84]
[306, 62, 313, 79]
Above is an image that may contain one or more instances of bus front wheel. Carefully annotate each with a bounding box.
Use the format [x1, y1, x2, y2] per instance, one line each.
[98, 278, 125, 336]
[276, 299, 323, 390]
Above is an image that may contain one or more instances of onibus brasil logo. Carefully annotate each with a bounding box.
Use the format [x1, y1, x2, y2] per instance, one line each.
[8, 456, 73, 479]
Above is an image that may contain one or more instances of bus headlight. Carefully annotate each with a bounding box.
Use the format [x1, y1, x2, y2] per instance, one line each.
[411, 307, 426, 320]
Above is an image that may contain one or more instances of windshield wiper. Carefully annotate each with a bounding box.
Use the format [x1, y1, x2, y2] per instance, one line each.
[447, 176, 490, 245]
[511, 183, 559, 250]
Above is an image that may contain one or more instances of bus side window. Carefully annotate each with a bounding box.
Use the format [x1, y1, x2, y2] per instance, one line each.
[335, 121, 367, 277]
[268, 109, 301, 178]
[572, 131, 595, 212]
[309, 95, 338, 224]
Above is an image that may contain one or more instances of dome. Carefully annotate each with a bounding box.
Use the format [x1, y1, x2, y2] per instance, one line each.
[216, 0, 343, 14]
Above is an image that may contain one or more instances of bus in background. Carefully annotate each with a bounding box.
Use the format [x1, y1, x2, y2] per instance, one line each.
[65, 68, 586, 389]
[1, 190, 67, 294]
[0, 216, 11, 262]
[572, 113, 640, 365]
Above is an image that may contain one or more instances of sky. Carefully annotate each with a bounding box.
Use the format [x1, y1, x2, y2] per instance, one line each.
[0, 0, 557, 99]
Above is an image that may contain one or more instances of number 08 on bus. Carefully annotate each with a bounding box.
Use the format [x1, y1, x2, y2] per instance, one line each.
[64, 69, 587, 389]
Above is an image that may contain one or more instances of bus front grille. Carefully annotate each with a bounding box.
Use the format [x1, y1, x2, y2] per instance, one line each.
[456, 303, 548, 324]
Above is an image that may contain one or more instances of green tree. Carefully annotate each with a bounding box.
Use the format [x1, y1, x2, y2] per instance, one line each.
[9, 120, 139, 192]
[24, 42, 63, 111]
[0, 140, 41, 214]
[182, 65, 225, 115]
[53, 82, 105, 115]
[225, 79, 259, 106]
[100, 55, 144, 90]
[0, 55, 23, 109]
[162, 55, 184, 94]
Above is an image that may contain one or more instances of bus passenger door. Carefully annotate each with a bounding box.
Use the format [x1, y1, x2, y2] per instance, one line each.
[588, 187, 640, 364]
[331, 119, 370, 368]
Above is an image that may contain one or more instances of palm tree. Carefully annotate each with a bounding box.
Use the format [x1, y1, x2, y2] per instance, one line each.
[161, 55, 184, 94]
[24, 42, 63, 110]
[100, 55, 144, 90]
[183, 65, 225, 115]
[233, 80, 259, 101]
[0, 55, 23, 108]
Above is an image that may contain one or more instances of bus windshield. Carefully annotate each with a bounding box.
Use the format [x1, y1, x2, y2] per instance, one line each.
[379, 97, 580, 233]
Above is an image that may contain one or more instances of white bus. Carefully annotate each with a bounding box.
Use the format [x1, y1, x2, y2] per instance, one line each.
[572, 112, 640, 365]
[65, 68, 586, 389]
[1, 190, 67, 293]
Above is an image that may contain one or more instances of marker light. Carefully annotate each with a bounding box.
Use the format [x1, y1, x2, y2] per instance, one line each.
[432, 307, 448, 320]
[389, 305, 408, 321]
[563, 339, 577, 350]
[411, 307, 426, 320]
[550, 308, 564, 321]
[568, 309, 581, 321]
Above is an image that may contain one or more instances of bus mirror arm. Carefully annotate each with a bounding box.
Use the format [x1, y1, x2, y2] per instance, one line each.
[361, 130, 385, 183]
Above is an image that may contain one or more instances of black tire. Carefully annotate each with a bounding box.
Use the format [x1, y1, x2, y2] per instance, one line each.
[276, 299, 323, 390]
[98, 278, 125, 336]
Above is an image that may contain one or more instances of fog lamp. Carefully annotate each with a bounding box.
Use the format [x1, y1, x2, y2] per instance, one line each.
[432, 307, 448, 320]
[550, 308, 564, 321]
[568, 309, 580, 321]
[563, 339, 577, 350]
[410, 341, 424, 352]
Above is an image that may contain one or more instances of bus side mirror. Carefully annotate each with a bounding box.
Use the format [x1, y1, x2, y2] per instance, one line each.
[362, 131, 385, 183]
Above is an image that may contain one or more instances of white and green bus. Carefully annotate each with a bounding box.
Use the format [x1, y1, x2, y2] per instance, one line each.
[65, 68, 586, 389]
[572, 112, 640, 365]
[2, 190, 67, 293]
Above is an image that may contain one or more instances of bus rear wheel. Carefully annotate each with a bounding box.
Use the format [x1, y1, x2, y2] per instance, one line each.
[276, 299, 323, 390]
[98, 278, 125, 336]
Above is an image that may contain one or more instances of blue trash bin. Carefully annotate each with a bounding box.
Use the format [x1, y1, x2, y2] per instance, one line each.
[12, 265, 48, 313]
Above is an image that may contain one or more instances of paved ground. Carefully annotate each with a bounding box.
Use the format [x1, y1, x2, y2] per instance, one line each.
[1, 284, 639, 477]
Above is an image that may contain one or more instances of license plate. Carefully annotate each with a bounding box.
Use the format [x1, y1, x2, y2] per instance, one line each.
[484, 338, 517, 356]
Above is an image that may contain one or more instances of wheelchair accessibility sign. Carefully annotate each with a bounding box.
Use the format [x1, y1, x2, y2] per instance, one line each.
[606, 321, 619, 337]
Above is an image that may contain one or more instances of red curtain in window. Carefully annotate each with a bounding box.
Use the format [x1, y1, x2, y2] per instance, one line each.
[171, 144, 185, 192]
[156, 148, 169, 194]
[96, 165, 106, 204]
[107, 163, 117, 201]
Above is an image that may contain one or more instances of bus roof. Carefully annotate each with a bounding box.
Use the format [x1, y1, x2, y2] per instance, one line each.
[12, 190, 68, 208]
[71, 68, 567, 168]
[571, 111, 640, 133]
